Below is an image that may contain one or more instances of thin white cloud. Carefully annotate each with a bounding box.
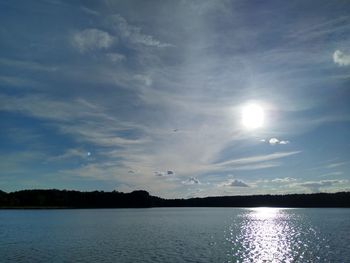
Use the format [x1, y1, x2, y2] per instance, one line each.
[108, 14, 172, 48]
[326, 162, 347, 169]
[0, 75, 40, 88]
[0, 58, 57, 72]
[333, 50, 350, 66]
[80, 6, 100, 16]
[72, 28, 114, 52]
[217, 151, 301, 167]
[320, 171, 343, 177]
[49, 149, 91, 161]
[230, 162, 280, 171]
[271, 177, 297, 183]
[295, 180, 347, 192]
[106, 52, 125, 62]
[0, 95, 146, 149]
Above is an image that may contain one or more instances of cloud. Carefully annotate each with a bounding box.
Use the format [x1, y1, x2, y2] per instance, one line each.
[320, 171, 343, 177]
[49, 149, 91, 161]
[72, 28, 114, 52]
[0, 94, 146, 149]
[154, 171, 164, 176]
[219, 179, 249, 188]
[326, 162, 347, 169]
[182, 177, 200, 185]
[217, 151, 301, 167]
[333, 50, 350, 66]
[167, 170, 175, 176]
[296, 180, 346, 192]
[268, 138, 290, 145]
[271, 177, 297, 183]
[0, 75, 40, 88]
[108, 15, 172, 47]
[134, 74, 152, 86]
[0, 58, 57, 72]
[80, 6, 100, 16]
[155, 170, 175, 177]
[228, 179, 249, 187]
[231, 162, 280, 171]
[106, 53, 125, 62]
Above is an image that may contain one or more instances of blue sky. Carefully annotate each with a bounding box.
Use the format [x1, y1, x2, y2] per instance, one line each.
[0, 0, 349, 198]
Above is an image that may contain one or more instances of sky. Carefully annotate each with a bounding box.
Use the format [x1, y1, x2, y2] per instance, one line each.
[0, 0, 350, 198]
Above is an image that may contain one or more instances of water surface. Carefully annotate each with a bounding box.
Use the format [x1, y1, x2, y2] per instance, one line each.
[0, 208, 349, 262]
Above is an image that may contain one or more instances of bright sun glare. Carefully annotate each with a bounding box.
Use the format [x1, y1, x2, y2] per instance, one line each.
[241, 103, 265, 129]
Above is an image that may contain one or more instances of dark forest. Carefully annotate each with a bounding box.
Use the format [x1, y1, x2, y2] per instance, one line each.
[0, 189, 349, 208]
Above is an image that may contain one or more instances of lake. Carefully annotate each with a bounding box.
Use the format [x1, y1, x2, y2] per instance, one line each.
[0, 208, 349, 262]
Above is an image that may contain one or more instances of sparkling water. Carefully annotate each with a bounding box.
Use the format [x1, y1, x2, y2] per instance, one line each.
[0, 208, 349, 262]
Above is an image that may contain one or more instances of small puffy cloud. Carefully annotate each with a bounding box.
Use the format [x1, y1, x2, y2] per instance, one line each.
[333, 50, 350, 66]
[229, 179, 249, 187]
[72, 28, 114, 52]
[155, 171, 165, 176]
[269, 138, 279, 144]
[219, 179, 249, 188]
[279, 140, 289, 145]
[182, 177, 200, 185]
[155, 170, 175, 177]
[268, 138, 290, 145]
[167, 170, 175, 176]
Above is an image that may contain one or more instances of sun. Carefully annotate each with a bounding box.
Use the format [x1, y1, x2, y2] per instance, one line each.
[241, 103, 265, 129]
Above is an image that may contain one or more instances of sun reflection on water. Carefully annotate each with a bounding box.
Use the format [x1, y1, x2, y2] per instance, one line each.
[227, 208, 296, 262]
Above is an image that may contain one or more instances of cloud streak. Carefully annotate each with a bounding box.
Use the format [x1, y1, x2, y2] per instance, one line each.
[72, 28, 114, 52]
[108, 14, 172, 48]
[295, 180, 347, 192]
[216, 151, 301, 167]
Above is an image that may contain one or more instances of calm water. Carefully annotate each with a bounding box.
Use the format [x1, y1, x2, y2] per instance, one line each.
[0, 208, 349, 262]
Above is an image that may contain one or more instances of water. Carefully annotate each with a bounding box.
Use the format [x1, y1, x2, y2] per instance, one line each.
[0, 208, 349, 262]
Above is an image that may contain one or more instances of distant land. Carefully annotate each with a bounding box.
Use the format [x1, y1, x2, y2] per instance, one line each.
[0, 190, 349, 208]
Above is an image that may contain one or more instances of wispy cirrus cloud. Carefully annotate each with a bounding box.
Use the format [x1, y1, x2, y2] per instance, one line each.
[0, 58, 57, 72]
[49, 149, 92, 161]
[326, 162, 347, 169]
[295, 180, 348, 192]
[72, 28, 114, 53]
[108, 14, 172, 48]
[1, 1, 350, 197]
[216, 151, 301, 167]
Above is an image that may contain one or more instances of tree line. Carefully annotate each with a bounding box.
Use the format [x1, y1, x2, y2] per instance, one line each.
[0, 189, 349, 208]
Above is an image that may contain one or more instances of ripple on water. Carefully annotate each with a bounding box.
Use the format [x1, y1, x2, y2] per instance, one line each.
[225, 208, 332, 263]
